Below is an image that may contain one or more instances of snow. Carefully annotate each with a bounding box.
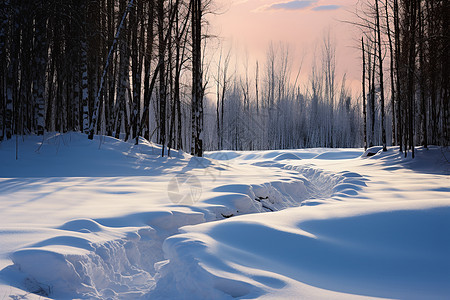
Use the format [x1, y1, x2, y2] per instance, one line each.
[0, 133, 449, 299]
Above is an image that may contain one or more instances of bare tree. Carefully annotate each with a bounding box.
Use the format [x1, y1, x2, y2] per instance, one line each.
[362, 37, 368, 150]
[191, 0, 204, 156]
[375, 0, 387, 151]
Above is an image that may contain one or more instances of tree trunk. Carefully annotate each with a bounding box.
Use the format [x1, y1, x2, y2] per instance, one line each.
[385, 0, 396, 146]
[407, 0, 417, 158]
[394, 0, 403, 152]
[191, 0, 203, 157]
[157, 0, 167, 156]
[89, 0, 134, 140]
[362, 37, 368, 150]
[418, 1, 427, 148]
[375, 0, 387, 151]
[141, 1, 155, 141]
[33, 11, 48, 136]
[81, 39, 89, 134]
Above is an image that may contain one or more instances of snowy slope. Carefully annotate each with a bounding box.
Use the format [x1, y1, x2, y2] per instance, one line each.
[0, 133, 449, 299]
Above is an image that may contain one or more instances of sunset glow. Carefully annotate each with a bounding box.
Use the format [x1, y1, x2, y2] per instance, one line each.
[210, 0, 361, 92]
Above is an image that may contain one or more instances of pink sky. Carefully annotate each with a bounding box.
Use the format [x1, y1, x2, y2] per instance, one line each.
[208, 0, 362, 94]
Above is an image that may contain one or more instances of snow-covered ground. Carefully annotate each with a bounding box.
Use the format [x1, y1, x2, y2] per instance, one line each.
[0, 133, 449, 299]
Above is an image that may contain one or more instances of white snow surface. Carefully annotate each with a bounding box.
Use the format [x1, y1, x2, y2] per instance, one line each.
[0, 133, 449, 299]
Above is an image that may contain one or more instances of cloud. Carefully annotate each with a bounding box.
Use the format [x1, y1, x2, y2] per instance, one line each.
[265, 0, 317, 11]
[254, 1, 343, 13]
[312, 4, 342, 11]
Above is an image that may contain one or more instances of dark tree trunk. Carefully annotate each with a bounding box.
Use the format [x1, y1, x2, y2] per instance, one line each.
[418, 1, 427, 148]
[375, 0, 387, 151]
[385, 0, 396, 146]
[157, 0, 167, 156]
[407, 0, 417, 158]
[141, 1, 155, 141]
[394, 0, 403, 152]
[191, 0, 203, 157]
[33, 6, 48, 136]
[362, 37, 368, 150]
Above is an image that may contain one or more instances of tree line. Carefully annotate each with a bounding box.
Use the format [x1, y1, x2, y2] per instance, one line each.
[1, 0, 448, 157]
[202, 40, 361, 151]
[0, 0, 206, 156]
[358, 0, 449, 157]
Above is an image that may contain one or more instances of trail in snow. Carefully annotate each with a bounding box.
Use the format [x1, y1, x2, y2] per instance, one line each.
[0, 133, 449, 299]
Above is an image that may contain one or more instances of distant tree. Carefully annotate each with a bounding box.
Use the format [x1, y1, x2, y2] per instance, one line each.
[362, 37, 368, 150]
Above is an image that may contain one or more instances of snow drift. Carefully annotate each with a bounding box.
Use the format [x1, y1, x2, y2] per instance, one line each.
[0, 133, 449, 299]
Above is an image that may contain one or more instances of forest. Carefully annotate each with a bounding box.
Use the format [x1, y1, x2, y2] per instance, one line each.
[0, 2, 449, 298]
[0, 0, 448, 157]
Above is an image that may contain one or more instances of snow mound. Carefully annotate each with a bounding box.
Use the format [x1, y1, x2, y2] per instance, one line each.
[206, 178, 311, 218]
[59, 219, 103, 233]
[361, 146, 384, 157]
[157, 203, 450, 299]
[273, 153, 302, 161]
[5, 208, 207, 299]
[313, 150, 363, 160]
[0, 132, 190, 177]
[205, 151, 242, 161]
